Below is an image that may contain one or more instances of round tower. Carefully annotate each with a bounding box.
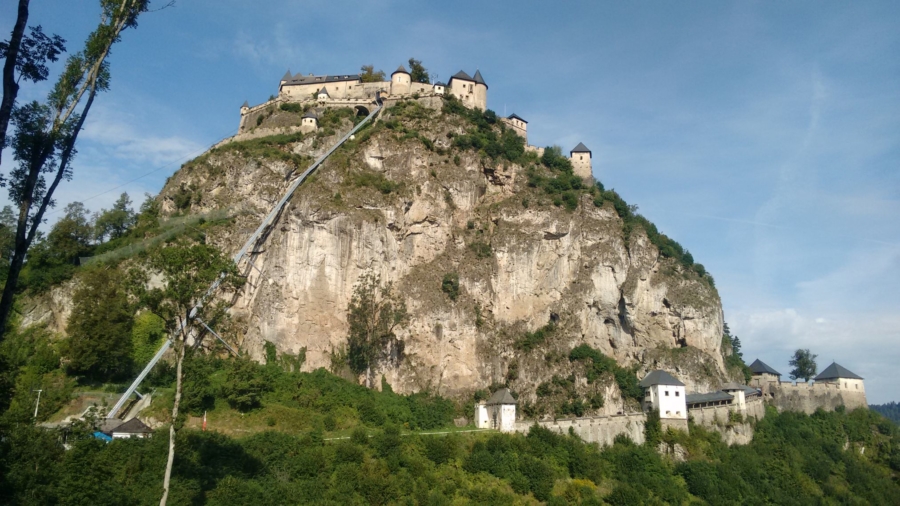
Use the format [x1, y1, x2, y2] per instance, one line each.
[472, 69, 488, 110]
[391, 65, 411, 95]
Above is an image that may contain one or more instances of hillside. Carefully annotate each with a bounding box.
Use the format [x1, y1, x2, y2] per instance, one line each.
[135, 96, 734, 414]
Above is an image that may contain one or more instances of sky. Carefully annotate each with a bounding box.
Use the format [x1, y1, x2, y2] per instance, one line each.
[1, 1, 898, 403]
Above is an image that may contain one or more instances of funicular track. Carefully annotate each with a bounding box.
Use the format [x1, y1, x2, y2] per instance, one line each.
[107, 100, 384, 419]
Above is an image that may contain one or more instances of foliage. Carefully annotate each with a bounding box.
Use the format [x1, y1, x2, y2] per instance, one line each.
[348, 170, 400, 194]
[441, 272, 459, 301]
[222, 355, 269, 412]
[467, 240, 492, 258]
[93, 192, 136, 242]
[644, 409, 662, 448]
[722, 322, 751, 383]
[131, 311, 166, 367]
[345, 274, 408, 388]
[359, 64, 385, 83]
[515, 321, 556, 352]
[64, 267, 134, 381]
[212, 131, 308, 170]
[18, 201, 94, 292]
[870, 402, 900, 425]
[568, 344, 643, 401]
[789, 348, 818, 381]
[278, 102, 303, 113]
[407, 58, 429, 84]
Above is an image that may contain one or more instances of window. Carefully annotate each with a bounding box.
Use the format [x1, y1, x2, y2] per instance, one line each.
[666, 410, 671, 415]
[676, 411, 681, 415]
[665, 390, 670, 396]
[675, 391, 680, 397]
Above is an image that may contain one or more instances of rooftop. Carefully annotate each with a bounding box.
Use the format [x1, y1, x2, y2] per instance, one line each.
[571, 142, 591, 154]
[112, 417, 152, 434]
[283, 74, 361, 86]
[507, 113, 528, 123]
[640, 370, 685, 388]
[686, 391, 734, 405]
[815, 362, 863, 381]
[486, 388, 517, 405]
[749, 359, 782, 376]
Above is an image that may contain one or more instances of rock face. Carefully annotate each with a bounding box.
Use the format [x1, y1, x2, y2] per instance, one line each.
[158, 99, 728, 401]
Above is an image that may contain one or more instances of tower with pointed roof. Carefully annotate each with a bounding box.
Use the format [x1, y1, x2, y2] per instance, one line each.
[570, 142, 592, 180]
[474, 388, 517, 432]
[448, 69, 487, 110]
[640, 370, 688, 431]
[815, 362, 865, 394]
[390, 65, 411, 96]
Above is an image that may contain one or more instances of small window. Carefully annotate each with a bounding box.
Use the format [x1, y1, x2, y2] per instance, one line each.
[665, 391, 670, 396]
[666, 410, 671, 415]
[676, 411, 681, 415]
[675, 391, 680, 397]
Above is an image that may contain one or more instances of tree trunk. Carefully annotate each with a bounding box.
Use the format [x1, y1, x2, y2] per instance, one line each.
[0, 0, 29, 166]
[160, 333, 186, 506]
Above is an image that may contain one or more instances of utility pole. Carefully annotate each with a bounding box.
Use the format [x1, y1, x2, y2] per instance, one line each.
[33, 389, 42, 420]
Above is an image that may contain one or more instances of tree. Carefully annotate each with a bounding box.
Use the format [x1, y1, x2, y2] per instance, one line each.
[408, 58, 430, 84]
[64, 267, 134, 381]
[0, 0, 153, 341]
[789, 349, 818, 382]
[94, 192, 135, 242]
[0, 0, 67, 167]
[17, 201, 94, 291]
[139, 242, 240, 506]
[359, 65, 385, 83]
[346, 273, 408, 388]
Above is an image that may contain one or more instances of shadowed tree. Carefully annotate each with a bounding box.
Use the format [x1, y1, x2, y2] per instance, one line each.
[0, 0, 153, 342]
[94, 192, 135, 242]
[408, 58, 430, 84]
[789, 349, 818, 382]
[359, 65, 385, 83]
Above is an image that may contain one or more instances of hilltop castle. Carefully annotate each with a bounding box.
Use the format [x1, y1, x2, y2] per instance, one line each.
[235, 65, 594, 180]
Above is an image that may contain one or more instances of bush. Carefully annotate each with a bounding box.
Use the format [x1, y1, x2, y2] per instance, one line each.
[441, 273, 460, 301]
[569, 344, 643, 401]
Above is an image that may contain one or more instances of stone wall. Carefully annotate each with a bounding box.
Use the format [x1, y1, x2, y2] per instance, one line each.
[766, 381, 868, 414]
[688, 397, 765, 445]
[513, 413, 646, 447]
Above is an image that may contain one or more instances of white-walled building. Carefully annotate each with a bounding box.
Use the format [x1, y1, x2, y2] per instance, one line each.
[475, 388, 517, 432]
[815, 362, 865, 393]
[640, 370, 687, 426]
[300, 111, 318, 133]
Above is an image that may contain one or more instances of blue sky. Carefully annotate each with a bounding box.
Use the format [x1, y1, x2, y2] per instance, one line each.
[2, 1, 898, 403]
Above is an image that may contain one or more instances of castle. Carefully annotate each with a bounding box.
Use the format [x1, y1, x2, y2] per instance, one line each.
[479, 360, 866, 447]
[235, 65, 594, 180]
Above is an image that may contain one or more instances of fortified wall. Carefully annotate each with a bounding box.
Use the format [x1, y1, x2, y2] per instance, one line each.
[513, 413, 646, 447]
[755, 379, 868, 414]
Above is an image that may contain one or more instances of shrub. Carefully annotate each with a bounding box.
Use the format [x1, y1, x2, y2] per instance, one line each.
[441, 273, 460, 301]
[468, 241, 492, 258]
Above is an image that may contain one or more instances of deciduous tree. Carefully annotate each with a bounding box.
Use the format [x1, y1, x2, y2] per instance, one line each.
[408, 58, 430, 84]
[346, 273, 407, 388]
[0, 0, 153, 342]
[359, 64, 385, 83]
[789, 348, 818, 382]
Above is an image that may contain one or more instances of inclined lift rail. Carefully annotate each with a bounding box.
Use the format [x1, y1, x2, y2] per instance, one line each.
[107, 100, 384, 419]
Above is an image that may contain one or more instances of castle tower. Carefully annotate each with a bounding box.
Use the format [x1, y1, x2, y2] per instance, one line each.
[238, 101, 250, 133]
[448, 70, 477, 108]
[748, 358, 781, 395]
[640, 370, 688, 432]
[814, 363, 865, 395]
[280, 70, 291, 86]
[317, 87, 329, 103]
[472, 69, 488, 110]
[475, 388, 517, 432]
[570, 142, 592, 180]
[502, 113, 528, 143]
[300, 111, 318, 133]
[433, 81, 445, 96]
[391, 65, 411, 96]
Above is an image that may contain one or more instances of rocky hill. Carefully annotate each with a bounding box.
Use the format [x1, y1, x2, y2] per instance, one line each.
[147, 98, 732, 414]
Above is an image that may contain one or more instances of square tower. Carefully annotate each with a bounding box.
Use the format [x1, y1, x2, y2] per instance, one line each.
[570, 143, 592, 180]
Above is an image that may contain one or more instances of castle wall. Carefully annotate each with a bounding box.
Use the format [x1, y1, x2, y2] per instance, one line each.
[688, 397, 765, 445]
[500, 118, 527, 142]
[449, 79, 478, 109]
[514, 413, 646, 447]
[768, 381, 867, 414]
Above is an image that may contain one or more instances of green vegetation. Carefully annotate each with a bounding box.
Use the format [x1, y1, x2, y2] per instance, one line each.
[790, 348, 818, 381]
[515, 321, 556, 352]
[211, 131, 309, 170]
[468, 240, 493, 258]
[722, 323, 751, 383]
[359, 64, 386, 83]
[408, 57, 430, 84]
[348, 170, 401, 194]
[345, 274, 408, 389]
[441, 272, 460, 301]
[568, 344, 643, 401]
[870, 401, 900, 425]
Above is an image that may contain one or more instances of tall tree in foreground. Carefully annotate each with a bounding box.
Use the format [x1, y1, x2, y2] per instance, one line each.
[139, 242, 240, 506]
[0, 0, 152, 341]
[0, 0, 67, 167]
[408, 58, 430, 84]
[346, 273, 408, 388]
[789, 348, 818, 382]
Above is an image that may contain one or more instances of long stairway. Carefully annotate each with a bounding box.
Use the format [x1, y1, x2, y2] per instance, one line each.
[107, 102, 384, 419]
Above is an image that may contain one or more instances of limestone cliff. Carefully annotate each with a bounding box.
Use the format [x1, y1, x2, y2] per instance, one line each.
[157, 99, 729, 406]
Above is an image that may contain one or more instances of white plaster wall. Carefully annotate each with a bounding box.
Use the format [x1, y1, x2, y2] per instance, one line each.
[656, 385, 687, 419]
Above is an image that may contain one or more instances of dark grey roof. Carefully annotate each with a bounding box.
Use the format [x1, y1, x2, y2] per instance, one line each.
[112, 418, 152, 434]
[686, 391, 734, 405]
[571, 142, 591, 154]
[815, 362, 863, 381]
[281, 70, 292, 81]
[433, 81, 446, 87]
[302, 111, 317, 119]
[742, 386, 761, 396]
[241, 101, 249, 108]
[283, 74, 360, 86]
[748, 359, 782, 376]
[507, 113, 527, 123]
[392, 65, 408, 75]
[99, 418, 124, 434]
[317, 87, 330, 97]
[473, 69, 487, 88]
[721, 382, 746, 391]
[450, 70, 474, 82]
[640, 370, 685, 388]
[486, 388, 517, 405]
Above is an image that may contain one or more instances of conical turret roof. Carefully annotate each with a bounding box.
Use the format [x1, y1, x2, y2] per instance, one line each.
[317, 87, 329, 97]
[450, 70, 474, 82]
[281, 70, 292, 81]
[392, 64, 408, 75]
[486, 388, 517, 405]
[473, 69, 487, 88]
[241, 100, 249, 108]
